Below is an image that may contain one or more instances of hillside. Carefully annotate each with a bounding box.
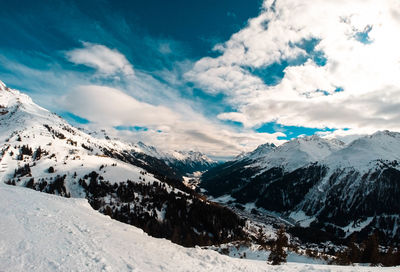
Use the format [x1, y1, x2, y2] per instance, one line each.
[0, 81, 244, 246]
[201, 133, 400, 244]
[201, 136, 344, 197]
[2, 183, 398, 272]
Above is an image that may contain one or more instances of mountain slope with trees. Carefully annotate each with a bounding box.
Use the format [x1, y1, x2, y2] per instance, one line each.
[201, 133, 400, 245]
[0, 80, 243, 246]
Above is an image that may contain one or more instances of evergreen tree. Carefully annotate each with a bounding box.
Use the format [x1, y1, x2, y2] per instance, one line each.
[334, 236, 360, 266]
[394, 248, 400, 266]
[362, 232, 379, 266]
[255, 228, 268, 250]
[268, 226, 288, 265]
[34, 146, 42, 160]
[348, 235, 361, 263]
[335, 249, 351, 265]
[383, 246, 395, 266]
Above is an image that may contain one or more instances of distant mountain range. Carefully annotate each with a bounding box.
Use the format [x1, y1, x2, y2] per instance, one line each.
[76, 128, 217, 176]
[201, 132, 400, 244]
[136, 141, 217, 175]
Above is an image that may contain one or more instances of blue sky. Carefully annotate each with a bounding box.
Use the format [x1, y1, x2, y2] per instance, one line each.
[0, 0, 261, 73]
[1, 0, 399, 158]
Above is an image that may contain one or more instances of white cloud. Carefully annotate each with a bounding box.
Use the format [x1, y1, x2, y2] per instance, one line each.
[66, 42, 134, 76]
[60, 85, 178, 127]
[111, 124, 285, 159]
[59, 85, 285, 157]
[186, 0, 400, 133]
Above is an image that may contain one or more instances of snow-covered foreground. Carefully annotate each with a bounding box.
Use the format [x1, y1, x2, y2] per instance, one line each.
[0, 184, 397, 272]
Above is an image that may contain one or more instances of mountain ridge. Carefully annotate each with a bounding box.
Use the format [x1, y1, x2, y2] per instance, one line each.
[0, 81, 245, 246]
[201, 131, 400, 244]
[136, 141, 218, 175]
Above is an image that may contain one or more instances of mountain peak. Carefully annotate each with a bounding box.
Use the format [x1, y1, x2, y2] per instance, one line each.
[300, 134, 322, 141]
[0, 80, 6, 91]
[170, 150, 215, 164]
[322, 130, 400, 170]
[370, 130, 400, 139]
[242, 135, 345, 173]
[245, 142, 276, 160]
[296, 134, 343, 145]
[133, 142, 216, 174]
[0, 81, 36, 107]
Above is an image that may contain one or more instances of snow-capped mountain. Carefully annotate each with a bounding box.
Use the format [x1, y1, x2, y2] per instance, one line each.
[241, 143, 276, 161]
[201, 136, 344, 198]
[164, 150, 217, 175]
[0, 81, 180, 187]
[324, 130, 400, 169]
[294, 131, 400, 240]
[0, 81, 244, 246]
[201, 133, 400, 244]
[69, 131, 217, 176]
[136, 141, 217, 175]
[247, 135, 345, 172]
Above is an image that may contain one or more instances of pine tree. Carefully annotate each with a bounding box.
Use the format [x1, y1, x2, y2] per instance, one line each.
[268, 226, 288, 265]
[383, 246, 395, 266]
[348, 235, 361, 263]
[334, 236, 359, 266]
[362, 232, 379, 266]
[34, 146, 42, 160]
[335, 249, 351, 265]
[171, 226, 181, 244]
[256, 228, 268, 250]
[394, 248, 400, 266]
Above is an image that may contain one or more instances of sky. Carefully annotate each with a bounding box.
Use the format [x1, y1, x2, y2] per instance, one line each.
[1, 0, 400, 159]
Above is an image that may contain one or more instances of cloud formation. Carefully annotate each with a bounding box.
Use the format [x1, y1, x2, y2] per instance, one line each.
[59, 85, 285, 158]
[60, 85, 179, 126]
[66, 42, 134, 77]
[62, 43, 287, 157]
[186, 0, 400, 135]
[6, 1, 400, 157]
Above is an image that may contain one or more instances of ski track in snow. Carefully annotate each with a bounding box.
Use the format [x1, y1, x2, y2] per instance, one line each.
[1, 183, 398, 272]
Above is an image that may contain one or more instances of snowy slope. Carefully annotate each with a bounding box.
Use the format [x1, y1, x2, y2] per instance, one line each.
[240, 143, 276, 161]
[324, 130, 400, 170]
[1, 183, 397, 272]
[0, 81, 247, 247]
[63, 128, 217, 176]
[0, 81, 165, 195]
